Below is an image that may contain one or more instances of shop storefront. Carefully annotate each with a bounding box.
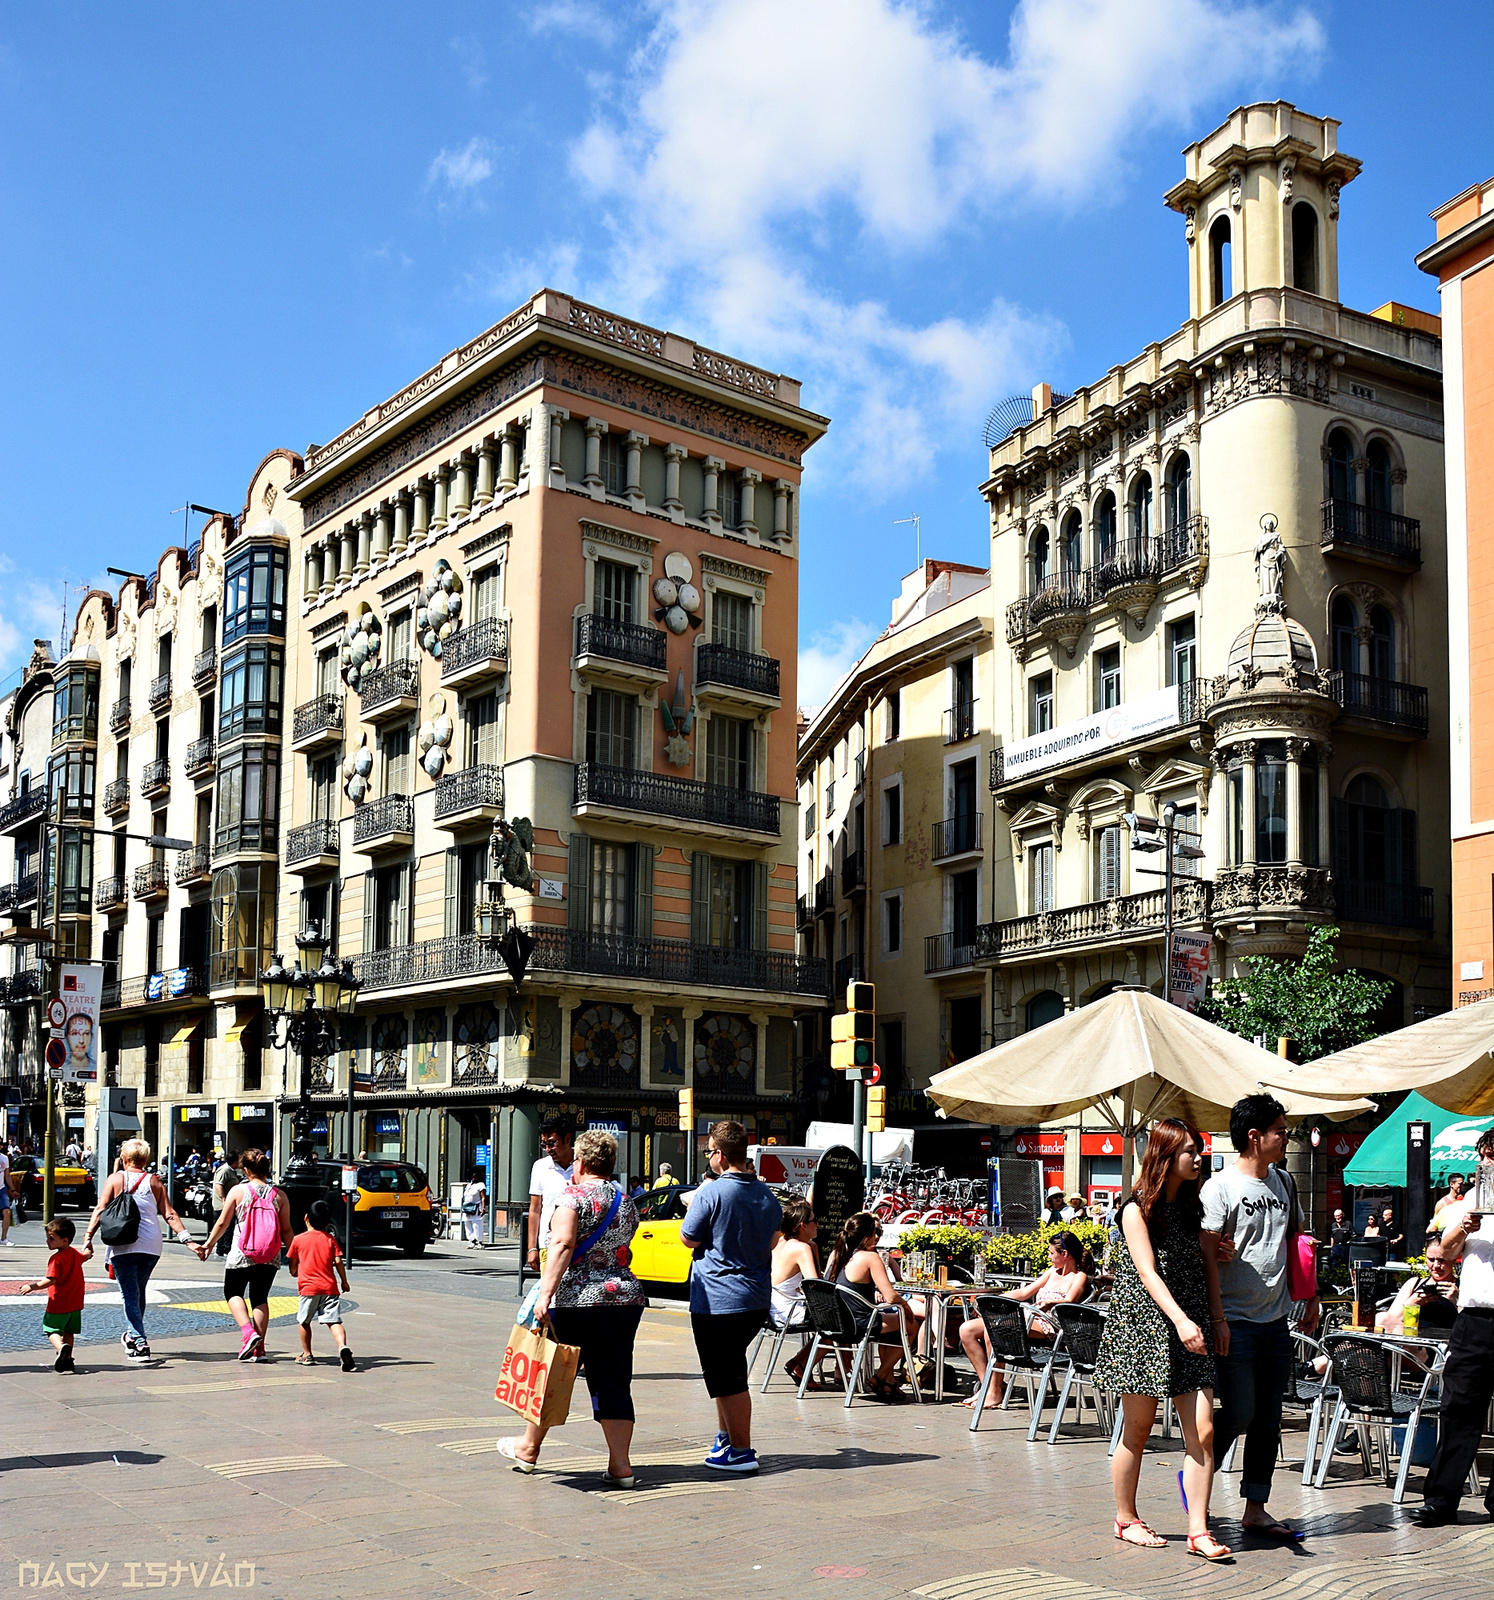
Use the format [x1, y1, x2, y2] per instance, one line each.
[169, 1104, 218, 1172]
[227, 1101, 274, 1162]
[1013, 1131, 1066, 1197]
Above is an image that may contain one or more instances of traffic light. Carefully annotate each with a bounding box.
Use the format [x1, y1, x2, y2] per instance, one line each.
[866, 1085, 887, 1134]
[830, 982, 875, 1071]
[678, 1087, 694, 1130]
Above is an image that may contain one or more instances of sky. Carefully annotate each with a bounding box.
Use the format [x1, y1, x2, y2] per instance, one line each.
[1, 0, 1490, 708]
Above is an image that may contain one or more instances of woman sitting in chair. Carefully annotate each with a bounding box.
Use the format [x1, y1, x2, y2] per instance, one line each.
[826, 1212, 924, 1400]
[770, 1195, 820, 1387]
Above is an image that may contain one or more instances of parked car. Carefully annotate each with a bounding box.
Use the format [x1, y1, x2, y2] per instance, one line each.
[10, 1155, 98, 1213]
[627, 1182, 698, 1292]
[305, 1159, 434, 1256]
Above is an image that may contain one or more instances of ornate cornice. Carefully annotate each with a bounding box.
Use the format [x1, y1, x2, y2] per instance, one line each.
[700, 553, 772, 586]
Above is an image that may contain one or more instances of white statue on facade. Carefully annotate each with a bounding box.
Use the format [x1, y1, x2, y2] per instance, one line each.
[1255, 514, 1286, 613]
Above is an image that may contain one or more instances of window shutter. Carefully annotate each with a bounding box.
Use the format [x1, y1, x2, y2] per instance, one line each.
[690, 852, 711, 945]
[1100, 828, 1121, 899]
[1331, 799, 1352, 882]
[444, 849, 460, 938]
[1400, 809, 1417, 887]
[1387, 808, 1417, 887]
[753, 861, 770, 951]
[568, 833, 592, 931]
[632, 843, 654, 942]
[361, 872, 375, 955]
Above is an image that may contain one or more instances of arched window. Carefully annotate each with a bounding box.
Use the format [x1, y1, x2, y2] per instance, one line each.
[1164, 454, 1191, 531]
[1026, 991, 1065, 1032]
[1093, 493, 1116, 565]
[1369, 605, 1395, 680]
[1327, 429, 1356, 504]
[1061, 510, 1082, 574]
[1331, 595, 1359, 675]
[1366, 440, 1393, 513]
[1347, 774, 1389, 809]
[1292, 202, 1319, 294]
[1030, 526, 1051, 592]
[1128, 472, 1152, 544]
[1209, 215, 1232, 308]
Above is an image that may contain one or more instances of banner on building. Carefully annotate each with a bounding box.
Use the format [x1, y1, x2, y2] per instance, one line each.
[59, 964, 102, 1083]
[1170, 931, 1212, 1012]
[999, 687, 1181, 784]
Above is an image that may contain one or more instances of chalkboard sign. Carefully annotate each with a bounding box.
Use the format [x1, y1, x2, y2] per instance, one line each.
[811, 1145, 865, 1242]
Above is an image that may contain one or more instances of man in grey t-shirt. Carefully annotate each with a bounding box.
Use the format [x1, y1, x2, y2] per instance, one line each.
[1200, 1094, 1317, 1538]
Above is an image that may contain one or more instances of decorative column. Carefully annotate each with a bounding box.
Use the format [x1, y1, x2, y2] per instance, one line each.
[371, 505, 391, 565]
[320, 540, 336, 597]
[663, 443, 686, 516]
[1284, 737, 1305, 865]
[1317, 745, 1332, 873]
[738, 468, 761, 536]
[498, 426, 520, 495]
[354, 514, 371, 575]
[543, 404, 569, 489]
[337, 526, 354, 583]
[1239, 740, 1258, 866]
[583, 419, 607, 494]
[411, 481, 431, 545]
[431, 466, 449, 532]
[773, 479, 792, 541]
[702, 457, 724, 527]
[625, 431, 648, 505]
[450, 453, 473, 519]
[392, 494, 410, 556]
[474, 440, 497, 507]
[302, 548, 319, 602]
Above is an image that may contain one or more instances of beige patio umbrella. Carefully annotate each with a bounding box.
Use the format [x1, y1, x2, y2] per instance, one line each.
[926, 987, 1372, 1195]
[1263, 995, 1494, 1115]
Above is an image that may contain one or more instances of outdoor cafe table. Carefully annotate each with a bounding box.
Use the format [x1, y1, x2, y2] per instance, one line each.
[900, 1276, 1036, 1402]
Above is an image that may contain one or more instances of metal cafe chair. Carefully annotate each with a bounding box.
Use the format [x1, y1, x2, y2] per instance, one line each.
[1045, 1304, 1113, 1444]
[967, 1294, 1065, 1437]
[748, 1299, 809, 1394]
[795, 1279, 923, 1410]
[1314, 1333, 1444, 1503]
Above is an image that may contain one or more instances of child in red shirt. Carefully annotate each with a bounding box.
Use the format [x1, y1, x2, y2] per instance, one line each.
[21, 1216, 86, 1371]
[287, 1201, 354, 1371]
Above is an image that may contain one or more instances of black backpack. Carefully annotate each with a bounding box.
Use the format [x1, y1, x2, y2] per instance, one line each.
[98, 1173, 147, 1246]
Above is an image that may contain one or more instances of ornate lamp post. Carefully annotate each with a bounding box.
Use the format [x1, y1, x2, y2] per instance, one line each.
[260, 923, 360, 1226]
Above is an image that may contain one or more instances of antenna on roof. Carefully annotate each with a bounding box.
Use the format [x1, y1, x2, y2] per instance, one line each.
[893, 515, 921, 570]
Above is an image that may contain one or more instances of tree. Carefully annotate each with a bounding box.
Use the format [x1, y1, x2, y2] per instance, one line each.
[1199, 926, 1393, 1062]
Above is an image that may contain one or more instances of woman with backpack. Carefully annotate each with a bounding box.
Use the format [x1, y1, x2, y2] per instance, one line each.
[81, 1138, 196, 1365]
[196, 1148, 292, 1361]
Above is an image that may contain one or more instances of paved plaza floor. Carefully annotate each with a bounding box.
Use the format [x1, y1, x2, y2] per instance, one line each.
[0, 1223, 1488, 1600]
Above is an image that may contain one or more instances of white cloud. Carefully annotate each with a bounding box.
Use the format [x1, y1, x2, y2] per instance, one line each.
[527, 1, 618, 43]
[427, 136, 496, 196]
[797, 617, 880, 713]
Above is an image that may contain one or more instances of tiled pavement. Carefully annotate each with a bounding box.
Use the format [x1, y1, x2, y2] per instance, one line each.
[0, 1234, 1488, 1600]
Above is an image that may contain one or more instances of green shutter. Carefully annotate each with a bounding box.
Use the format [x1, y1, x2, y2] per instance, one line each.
[634, 844, 654, 941]
[568, 833, 592, 931]
[444, 849, 460, 938]
[691, 852, 711, 945]
[361, 872, 374, 954]
[753, 861, 769, 951]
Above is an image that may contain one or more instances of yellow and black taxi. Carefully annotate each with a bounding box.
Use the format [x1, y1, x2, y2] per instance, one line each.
[627, 1182, 699, 1292]
[310, 1159, 434, 1255]
[11, 1155, 98, 1212]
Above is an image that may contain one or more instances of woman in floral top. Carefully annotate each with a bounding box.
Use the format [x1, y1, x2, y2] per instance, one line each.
[498, 1128, 647, 1487]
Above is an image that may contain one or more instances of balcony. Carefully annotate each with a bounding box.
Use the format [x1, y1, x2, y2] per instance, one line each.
[352, 793, 414, 853]
[573, 614, 667, 680]
[192, 647, 217, 688]
[434, 764, 505, 829]
[109, 697, 131, 734]
[140, 758, 170, 800]
[133, 861, 170, 901]
[1336, 878, 1434, 932]
[976, 880, 1213, 963]
[12, 872, 38, 909]
[1211, 865, 1334, 931]
[95, 875, 128, 911]
[841, 851, 866, 897]
[441, 616, 509, 690]
[292, 694, 345, 752]
[695, 643, 781, 703]
[184, 737, 215, 778]
[854, 751, 866, 787]
[833, 954, 866, 997]
[573, 762, 779, 838]
[103, 778, 131, 818]
[102, 967, 209, 1011]
[0, 789, 46, 835]
[1321, 499, 1422, 569]
[932, 812, 982, 860]
[944, 701, 977, 744]
[796, 894, 811, 928]
[0, 967, 45, 1007]
[357, 926, 827, 997]
[286, 819, 341, 872]
[925, 930, 981, 974]
[358, 660, 420, 723]
[174, 846, 212, 887]
[814, 869, 835, 915]
[148, 673, 172, 712]
[1334, 673, 1430, 737]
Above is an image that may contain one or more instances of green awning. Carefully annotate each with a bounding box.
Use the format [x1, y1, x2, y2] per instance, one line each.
[1342, 1091, 1493, 1187]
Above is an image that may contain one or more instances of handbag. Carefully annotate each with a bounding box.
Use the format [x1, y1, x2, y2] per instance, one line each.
[98, 1172, 147, 1247]
[1282, 1170, 1318, 1302]
[495, 1320, 580, 1427]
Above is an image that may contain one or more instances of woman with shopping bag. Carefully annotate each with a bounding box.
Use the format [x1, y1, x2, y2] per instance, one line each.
[497, 1128, 647, 1487]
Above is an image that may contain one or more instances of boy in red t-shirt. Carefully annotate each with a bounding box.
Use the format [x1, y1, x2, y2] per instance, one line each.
[21, 1216, 86, 1371]
[287, 1201, 354, 1371]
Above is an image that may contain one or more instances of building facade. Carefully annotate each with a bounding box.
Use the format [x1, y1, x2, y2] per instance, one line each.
[1417, 177, 1494, 1009]
[278, 290, 828, 1210]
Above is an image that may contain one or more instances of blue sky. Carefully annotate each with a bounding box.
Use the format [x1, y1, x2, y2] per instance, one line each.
[2, 1, 1490, 705]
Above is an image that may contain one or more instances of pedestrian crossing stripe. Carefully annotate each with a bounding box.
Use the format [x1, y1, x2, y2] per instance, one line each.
[138, 1376, 329, 1394]
[205, 1455, 345, 1479]
[165, 1296, 301, 1319]
[376, 1417, 500, 1434]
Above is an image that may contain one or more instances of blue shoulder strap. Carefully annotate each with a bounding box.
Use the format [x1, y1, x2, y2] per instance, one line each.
[575, 1184, 623, 1258]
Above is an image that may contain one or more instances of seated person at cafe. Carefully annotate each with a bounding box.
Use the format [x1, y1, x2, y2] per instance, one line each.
[1376, 1242, 1459, 1334]
[1043, 1188, 1066, 1226]
[770, 1195, 821, 1387]
[826, 1212, 924, 1400]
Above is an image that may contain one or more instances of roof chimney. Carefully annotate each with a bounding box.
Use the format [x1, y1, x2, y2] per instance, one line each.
[1032, 383, 1054, 418]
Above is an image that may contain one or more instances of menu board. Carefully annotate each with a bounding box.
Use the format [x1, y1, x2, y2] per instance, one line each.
[811, 1145, 865, 1242]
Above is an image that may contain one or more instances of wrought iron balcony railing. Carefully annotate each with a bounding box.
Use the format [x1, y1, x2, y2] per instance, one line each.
[1334, 673, 1430, 735]
[292, 694, 344, 746]
[103, 778, 131, 816]
[696, 643, 780, 699]
[286, 819, 340, 865]
[357, 659, 419, 715]
[140, 758, 170, 797]
[0, 790, 46, 832]
[109, 697, 131, 733]
[574, 762, 779, 835]
[148, 673, 172, 712]
[1336, 877, 1434, 931]
[932, 812, 982, 858]
[833, 953, 866, 995]
[184, 737, 215, 776]
[924, 931, 981, 973]
[574, 613, 667, 673]
[103, 966, 208, 1010]
[976, 880, 1214, 962]
[943, 701, 977, 743]
[352, 794, 414, 846]
[174, 846, 211, 886]
[96, 875, 128, 910]
[434, 763, 505, 821]
[132, 861, 169, 899]
[440, 616, 510, 681]
[192, 647, 217, 687]
[1321, 499, 1422, 566]
[841, 851, 866, 895]
[814, 870, 835, 915]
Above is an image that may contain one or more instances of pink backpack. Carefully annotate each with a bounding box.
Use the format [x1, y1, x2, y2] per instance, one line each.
[237, 1181, 282, 1264]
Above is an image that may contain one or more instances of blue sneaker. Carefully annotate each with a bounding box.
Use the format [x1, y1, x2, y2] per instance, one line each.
[704, 1432, 731, 1466]
[706, 1446, 759, 1474]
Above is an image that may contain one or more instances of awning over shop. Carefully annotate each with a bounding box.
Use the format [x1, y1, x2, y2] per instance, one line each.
[169, 1017, 202, 1046]
[1341, 1092, 1478, 1187]
[223, 1009, 257, 1046]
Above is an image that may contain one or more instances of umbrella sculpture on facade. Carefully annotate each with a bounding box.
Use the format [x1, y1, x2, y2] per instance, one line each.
[926, 986, 1372, 1196]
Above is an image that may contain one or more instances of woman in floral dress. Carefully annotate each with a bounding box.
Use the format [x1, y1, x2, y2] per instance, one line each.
[498, 1128, 647, 1486]
[1094, 1119, 1231, 1561]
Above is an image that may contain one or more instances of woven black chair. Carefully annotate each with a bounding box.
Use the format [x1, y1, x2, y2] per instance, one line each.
[748, 1297, 809, 1395]
[795, 1279, 922, 1410]
[1044, 1304, 1112, 1444]
[966, 1294, 1065, 1437]
[1314, 1333, 1443, 1502]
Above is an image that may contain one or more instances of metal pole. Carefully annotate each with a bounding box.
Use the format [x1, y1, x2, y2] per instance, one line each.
[43, 792, 64, 1224]
[852, 1075, 865, 1174]
[1162, 810, 1175, 1008]
[487, 1105, 498, 1247]
[343, 1027, 355, 1268]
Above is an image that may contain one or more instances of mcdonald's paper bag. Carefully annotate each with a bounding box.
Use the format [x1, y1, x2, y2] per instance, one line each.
[496, 1321, 580, 1427]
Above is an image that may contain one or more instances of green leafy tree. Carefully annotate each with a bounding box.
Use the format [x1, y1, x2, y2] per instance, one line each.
[1198, 925, 1392, 1061]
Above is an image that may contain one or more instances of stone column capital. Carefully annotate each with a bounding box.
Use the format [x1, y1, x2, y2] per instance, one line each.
[626, 430, 649, 447]
[703, 455, 725, 473]
[664, 442, 688, 463]
[774, 478, 793, 494]
[738, 467, 762, 485]
[584, 417, 609, 437]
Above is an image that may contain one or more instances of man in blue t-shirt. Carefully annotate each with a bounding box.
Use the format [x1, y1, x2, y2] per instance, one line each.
[680, 1120, 782, 1475]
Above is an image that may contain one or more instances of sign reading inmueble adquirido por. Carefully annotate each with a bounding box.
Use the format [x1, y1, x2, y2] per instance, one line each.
[1000, 687, 1181, 784]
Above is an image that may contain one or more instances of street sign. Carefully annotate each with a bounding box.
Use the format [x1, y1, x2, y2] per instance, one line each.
[341, 1165, 358, 1193]
[475, 1142, 490, 1170]
[47, 999, 67, 1029]
[45, 1037, 67, 1071]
